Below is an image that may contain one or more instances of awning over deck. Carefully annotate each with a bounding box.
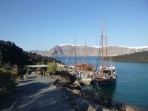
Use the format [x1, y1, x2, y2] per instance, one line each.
[25, 65, 48, 68]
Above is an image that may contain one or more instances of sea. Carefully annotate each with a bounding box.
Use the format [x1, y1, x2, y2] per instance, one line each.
[54, 56, 148, 111]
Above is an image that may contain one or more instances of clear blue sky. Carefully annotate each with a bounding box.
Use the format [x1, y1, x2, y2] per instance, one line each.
[0, 0, 148, 51]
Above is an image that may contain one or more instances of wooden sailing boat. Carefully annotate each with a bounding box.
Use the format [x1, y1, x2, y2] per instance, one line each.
[76, 39, 95, 85]
[94, 20, 117, 85]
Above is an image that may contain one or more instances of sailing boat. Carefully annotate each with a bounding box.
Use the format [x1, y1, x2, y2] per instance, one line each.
[76, 39, 95, 85]
[94, 20, 117, 85]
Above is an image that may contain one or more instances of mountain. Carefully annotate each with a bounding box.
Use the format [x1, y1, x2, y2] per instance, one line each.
[30, 45, 148, 57]
[112, 51, 148, 63]
[30, 50, 51, 57]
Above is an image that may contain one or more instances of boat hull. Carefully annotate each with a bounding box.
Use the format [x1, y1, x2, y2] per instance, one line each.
[93, 78, 116, 86]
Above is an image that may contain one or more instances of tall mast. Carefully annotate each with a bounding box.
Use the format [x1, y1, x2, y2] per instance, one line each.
[101, 18, 104, 68]
[84, 38, 87, 71]
[105, 22, 108, 67]
[74, 37, 77, 67]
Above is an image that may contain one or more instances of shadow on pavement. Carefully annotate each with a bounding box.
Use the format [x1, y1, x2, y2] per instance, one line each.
[0, 82, 52, 111]
[18, 79, 34, 83]
[14, 89, 73, 111]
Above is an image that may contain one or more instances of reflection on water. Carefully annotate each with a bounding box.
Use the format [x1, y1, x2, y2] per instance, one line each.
[81, 82, 117, 109]
[82, 82, 117, 101]
[100, 84, 117, 98]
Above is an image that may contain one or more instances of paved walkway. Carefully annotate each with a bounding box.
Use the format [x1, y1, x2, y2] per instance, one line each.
[0, 75, 73, 111]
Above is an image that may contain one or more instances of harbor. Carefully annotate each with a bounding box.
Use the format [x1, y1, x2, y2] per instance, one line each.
[55, 56, 148, 111]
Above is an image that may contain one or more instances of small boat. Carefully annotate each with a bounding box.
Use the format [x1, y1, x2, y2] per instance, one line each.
[75, 39, 95, 85]
[79, 71, 92, 85]
[94, 20, 117, 85]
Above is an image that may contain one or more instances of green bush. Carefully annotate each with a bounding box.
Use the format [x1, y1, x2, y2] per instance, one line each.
[57, 66, 64, 71]
[46, 62, 57, 76]
[0, 68, 17, 95]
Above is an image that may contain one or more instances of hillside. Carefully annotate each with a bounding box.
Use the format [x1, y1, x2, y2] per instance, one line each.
[30, 45, 148, 57]
[0, 40, 62, 96]
[0, 40, 60, 75]
[112, 51, 148, 63]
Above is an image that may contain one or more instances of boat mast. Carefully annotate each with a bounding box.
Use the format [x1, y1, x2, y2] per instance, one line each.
[105, 22, 108, 67]
[101, 18, 104, 69]
[74, 37, 77, 67]
[84, 38, 87, 71]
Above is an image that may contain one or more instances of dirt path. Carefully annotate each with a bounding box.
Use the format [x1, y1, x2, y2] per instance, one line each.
[0, 74, 73, 111]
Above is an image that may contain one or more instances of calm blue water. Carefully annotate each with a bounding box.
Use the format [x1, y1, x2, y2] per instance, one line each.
[54, 56, 148, 110]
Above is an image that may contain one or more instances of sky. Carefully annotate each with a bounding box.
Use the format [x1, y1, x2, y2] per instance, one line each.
[0, 0, 148, 51]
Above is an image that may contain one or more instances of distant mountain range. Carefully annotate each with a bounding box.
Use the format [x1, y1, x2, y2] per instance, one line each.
[30, 45, 148, 57]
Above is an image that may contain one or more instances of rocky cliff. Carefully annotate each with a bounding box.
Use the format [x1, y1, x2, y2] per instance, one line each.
[30, 45, 148, 57]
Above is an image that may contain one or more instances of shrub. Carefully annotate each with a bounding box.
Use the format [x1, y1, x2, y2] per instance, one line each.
[57, 66, 64, 71]
[46, 62, 57, 76]
[0, 68, 17, 95]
